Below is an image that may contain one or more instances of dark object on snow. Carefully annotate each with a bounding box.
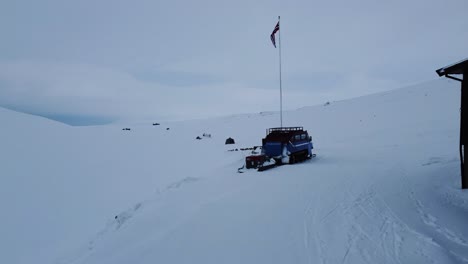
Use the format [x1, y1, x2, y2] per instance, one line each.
[153, 123, 160, 126]
[196, 136, 202, 140]
[262, 127, 313, 164]
[228, 146, 261, 152]
[436, 58, 468, 189]
[203, 133, 211, 138]
[225, 137, 235, 144]
[122, 128, 131, 131]
[242, 127, 314, 172]
[166, 128, 170, 130]
[246, 155, 266, 169]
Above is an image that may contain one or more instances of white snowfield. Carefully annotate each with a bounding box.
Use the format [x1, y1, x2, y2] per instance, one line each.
[1, 79, 468, 264]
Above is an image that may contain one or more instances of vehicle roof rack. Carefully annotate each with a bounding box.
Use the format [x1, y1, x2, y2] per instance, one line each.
[267, 127, 304, 135]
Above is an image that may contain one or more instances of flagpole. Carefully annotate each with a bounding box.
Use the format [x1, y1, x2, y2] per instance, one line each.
[278, 16, 283, 128]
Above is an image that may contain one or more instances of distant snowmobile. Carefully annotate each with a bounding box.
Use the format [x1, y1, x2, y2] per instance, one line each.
[239, 127, 315, 172]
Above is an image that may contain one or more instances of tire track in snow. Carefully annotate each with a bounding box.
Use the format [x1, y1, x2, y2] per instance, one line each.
[341, 226, 358, 264]
[368, 192, 403, 264]
[303, 192, 324, 264]
[313, 193, 326, 264]
[303, 205, 312, 264]
[397, 166, 468, 263]
[320, 204, 340, 223]
[410, 191, 468, 248]
[305, 180, 456, 263]
[373, 192, 405, 264]
[340, 187, 404, 264]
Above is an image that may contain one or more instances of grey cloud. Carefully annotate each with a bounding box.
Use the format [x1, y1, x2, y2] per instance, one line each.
[0, 0, 467, 124]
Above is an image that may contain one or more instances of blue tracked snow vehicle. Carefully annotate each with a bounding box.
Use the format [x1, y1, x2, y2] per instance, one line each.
[262, 127, 313, 164]
[243, 127, 314, 172]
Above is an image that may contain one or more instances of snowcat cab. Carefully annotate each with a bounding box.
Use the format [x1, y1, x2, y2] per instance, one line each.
[241, 127, 314, 172]
[262, 127, 313, 164]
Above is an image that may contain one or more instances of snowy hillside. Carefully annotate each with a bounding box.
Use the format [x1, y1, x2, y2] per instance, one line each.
[1, 79, 468, 264]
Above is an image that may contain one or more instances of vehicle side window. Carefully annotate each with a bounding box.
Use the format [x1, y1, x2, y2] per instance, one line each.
[295, 135, 300, 140]
[301, 134, 306, 140]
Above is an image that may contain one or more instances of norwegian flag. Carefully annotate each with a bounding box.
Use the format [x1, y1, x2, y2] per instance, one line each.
[270, 22, 280, 48]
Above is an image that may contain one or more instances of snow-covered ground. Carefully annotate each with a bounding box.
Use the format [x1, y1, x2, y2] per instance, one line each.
[1, 79, 468, 264]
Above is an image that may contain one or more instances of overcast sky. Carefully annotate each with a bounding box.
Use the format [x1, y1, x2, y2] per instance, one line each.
[0, 0, 467, 124]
